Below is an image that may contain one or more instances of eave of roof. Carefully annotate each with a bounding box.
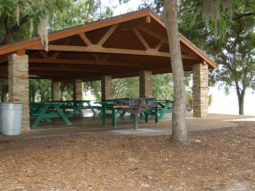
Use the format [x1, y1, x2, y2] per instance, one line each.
[0, 8, 216, 69]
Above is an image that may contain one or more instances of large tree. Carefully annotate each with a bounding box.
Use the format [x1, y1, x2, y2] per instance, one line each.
[207, 1, 255, 115]
[163, 0, 188, 144]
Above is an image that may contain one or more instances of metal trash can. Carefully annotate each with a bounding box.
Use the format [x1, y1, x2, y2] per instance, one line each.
[0, 103, 23, 136]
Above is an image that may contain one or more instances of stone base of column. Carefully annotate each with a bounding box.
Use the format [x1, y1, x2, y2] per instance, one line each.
[101, 76, 112, 100]
[8, 54, 30, 130]
[52, 81, 60, 101]
[74, 80, 83, 100]
[139, 71, 152, 98]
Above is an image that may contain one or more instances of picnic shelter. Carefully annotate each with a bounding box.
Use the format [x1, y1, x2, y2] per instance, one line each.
[0, 9, 216, 130]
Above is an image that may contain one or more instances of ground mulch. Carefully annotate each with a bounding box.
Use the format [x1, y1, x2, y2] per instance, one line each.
[0, 126, 254, 191]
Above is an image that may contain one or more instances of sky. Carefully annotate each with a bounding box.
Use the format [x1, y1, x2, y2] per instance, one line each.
[102, 0, 141, 15]
[100, 0, 255, 116]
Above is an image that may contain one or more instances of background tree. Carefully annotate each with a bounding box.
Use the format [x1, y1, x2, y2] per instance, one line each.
[29, 79, 51, 102]
[207, 1, 255, 115]
[113, 77, 139, 98]
[0, 0, 113, 102]
[84, 81, 101, 101]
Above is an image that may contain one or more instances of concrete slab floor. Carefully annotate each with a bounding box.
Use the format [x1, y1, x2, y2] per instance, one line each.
[0, 113, 254, 141]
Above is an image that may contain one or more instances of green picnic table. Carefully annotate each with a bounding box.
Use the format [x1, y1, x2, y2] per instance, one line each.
[30, 102, 73, 128]
[58, 100, 97, 117]
[96, 100, 117, 128]
[144, 99, 173, 123]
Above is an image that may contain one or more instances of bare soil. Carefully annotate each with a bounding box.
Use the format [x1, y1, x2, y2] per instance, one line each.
[0, 126, 254, 191]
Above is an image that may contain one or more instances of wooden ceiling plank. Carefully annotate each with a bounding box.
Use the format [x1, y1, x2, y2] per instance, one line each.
[138, 26, 168, 43]
[0, 57, 7, 64]
[39, 51, 48, 58]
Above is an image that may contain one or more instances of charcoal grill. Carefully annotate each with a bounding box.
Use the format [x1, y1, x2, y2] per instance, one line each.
[114, 98, 156, 130]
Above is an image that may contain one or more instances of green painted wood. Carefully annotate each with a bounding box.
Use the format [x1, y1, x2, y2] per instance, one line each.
[144, 100, 173, 123]
[31, 102, 72, 128]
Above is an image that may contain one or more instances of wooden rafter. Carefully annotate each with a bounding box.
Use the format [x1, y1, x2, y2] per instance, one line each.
[98, 24, 119, 46]
[78, 33, 92, 46]
[132, 28, 150, 49]
[155, 39, 165, 50]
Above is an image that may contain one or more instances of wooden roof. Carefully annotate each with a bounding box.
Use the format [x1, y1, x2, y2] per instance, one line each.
[0, 9, 216, 81]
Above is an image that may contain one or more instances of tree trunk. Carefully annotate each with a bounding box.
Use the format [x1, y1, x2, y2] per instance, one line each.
[237, 90, 245, 115]
[164, 0, 188, 144]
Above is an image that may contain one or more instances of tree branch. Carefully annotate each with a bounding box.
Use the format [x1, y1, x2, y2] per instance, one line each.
[233, 12, 255, 20]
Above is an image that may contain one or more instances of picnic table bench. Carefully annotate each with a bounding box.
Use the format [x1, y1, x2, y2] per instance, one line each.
[144, 100, 173, 123]
[96, 100, 118, 128]
[30, 100, 99, 128]
[30, 102, 73, 128]
[98, 98, 157, 129]
[57, 100, 97, 117]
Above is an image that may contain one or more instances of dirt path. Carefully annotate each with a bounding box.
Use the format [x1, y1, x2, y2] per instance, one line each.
[0, 126, 254, 191]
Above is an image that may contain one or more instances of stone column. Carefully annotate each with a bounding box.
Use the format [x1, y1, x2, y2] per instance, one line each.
[74, 80, 83, 101]
[192, 63, 208, 118]
[101, 76, 112, 100]
[51, 81, 60, 101]
[139, 71, 152, 98]
[8, 54, 30, 130]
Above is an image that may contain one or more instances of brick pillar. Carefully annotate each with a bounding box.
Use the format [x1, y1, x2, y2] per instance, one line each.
[8, 54, 30, 130]
[101, 76, 112, 100]
[74, 80, 83, 101]
[52, 81, 60, 101]
[139, 71, 152, 98]
[192, 63, 208, 118]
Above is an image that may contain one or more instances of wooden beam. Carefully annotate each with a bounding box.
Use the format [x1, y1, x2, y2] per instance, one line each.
[30, 66, 106, 72]
[132, 28, 150, 49]
[29, 44, 198, 60]
[79, 33, 92, 46]
[98, 24, 119, 46]
[91, 53, 108, 61]
[146, 16, 151, 23]
[155, 39, 165, 50]
[29, 44, 171, 58]
[16, 49, 26, 55]
[51, 38, 72, 58]
[29, 58, 142, 67]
